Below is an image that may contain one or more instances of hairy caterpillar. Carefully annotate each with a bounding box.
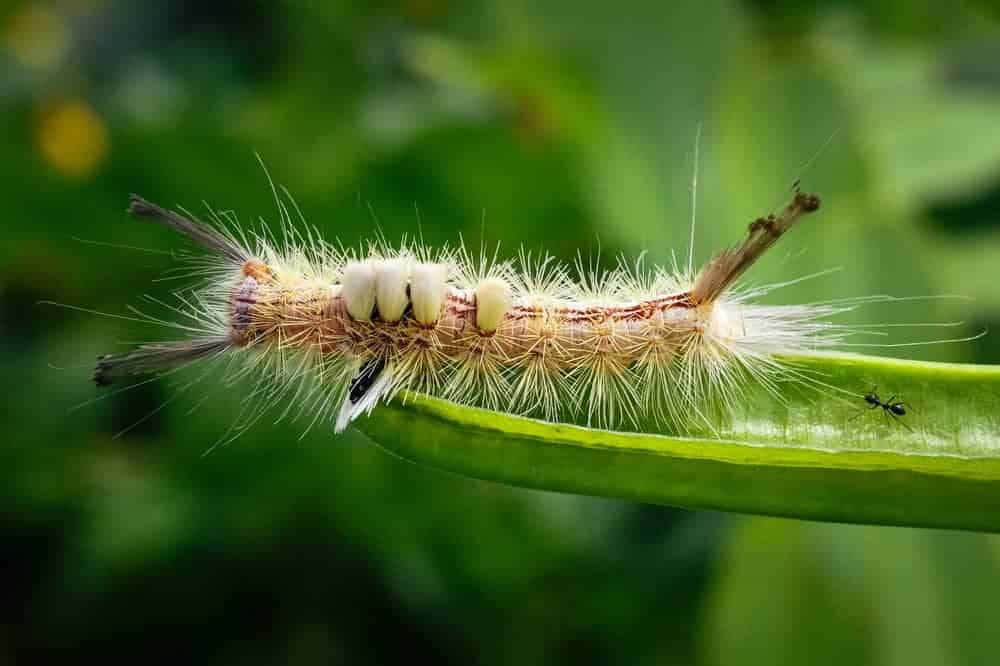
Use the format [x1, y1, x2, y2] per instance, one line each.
[87, 183, 866, 441]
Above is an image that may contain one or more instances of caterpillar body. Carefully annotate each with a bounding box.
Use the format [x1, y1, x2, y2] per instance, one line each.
[93, 188, 845, 437]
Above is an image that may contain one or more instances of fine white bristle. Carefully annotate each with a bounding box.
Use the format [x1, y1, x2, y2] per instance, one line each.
[475, 277, 512, 334]
[410, 262, 448, 326]
[374, 258, 410, 323]
[342, 261, 376, 322]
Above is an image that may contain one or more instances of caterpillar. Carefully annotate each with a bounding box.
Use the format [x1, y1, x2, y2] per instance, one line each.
[90, 184, 866, 439]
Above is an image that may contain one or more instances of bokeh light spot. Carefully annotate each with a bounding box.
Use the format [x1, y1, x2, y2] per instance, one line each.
[34, 98, 110, 180]
[3, 4, 70, 71]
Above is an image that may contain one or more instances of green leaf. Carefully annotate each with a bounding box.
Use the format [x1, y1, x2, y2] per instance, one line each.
[700, 518, 1000, 666]
[355, 352, 1000, 533]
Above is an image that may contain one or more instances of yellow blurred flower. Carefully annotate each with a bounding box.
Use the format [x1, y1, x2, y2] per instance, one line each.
[35, 98, 110, 179]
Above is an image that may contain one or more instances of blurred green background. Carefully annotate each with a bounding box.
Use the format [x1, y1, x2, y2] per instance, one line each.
[4, 1, 1000, 664]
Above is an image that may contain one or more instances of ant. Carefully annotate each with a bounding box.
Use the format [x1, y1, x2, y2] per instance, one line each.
[851, 386, 913, 431]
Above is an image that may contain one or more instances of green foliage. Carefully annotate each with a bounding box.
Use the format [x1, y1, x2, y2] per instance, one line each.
[5, 0, 1000, 663]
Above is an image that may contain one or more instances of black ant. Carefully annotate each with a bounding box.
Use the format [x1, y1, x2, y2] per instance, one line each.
[851, 387, 913, 431]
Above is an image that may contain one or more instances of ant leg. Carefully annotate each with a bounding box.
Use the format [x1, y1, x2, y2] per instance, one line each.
[888, 410, 914, 433]
[848, 403, 879, 422]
